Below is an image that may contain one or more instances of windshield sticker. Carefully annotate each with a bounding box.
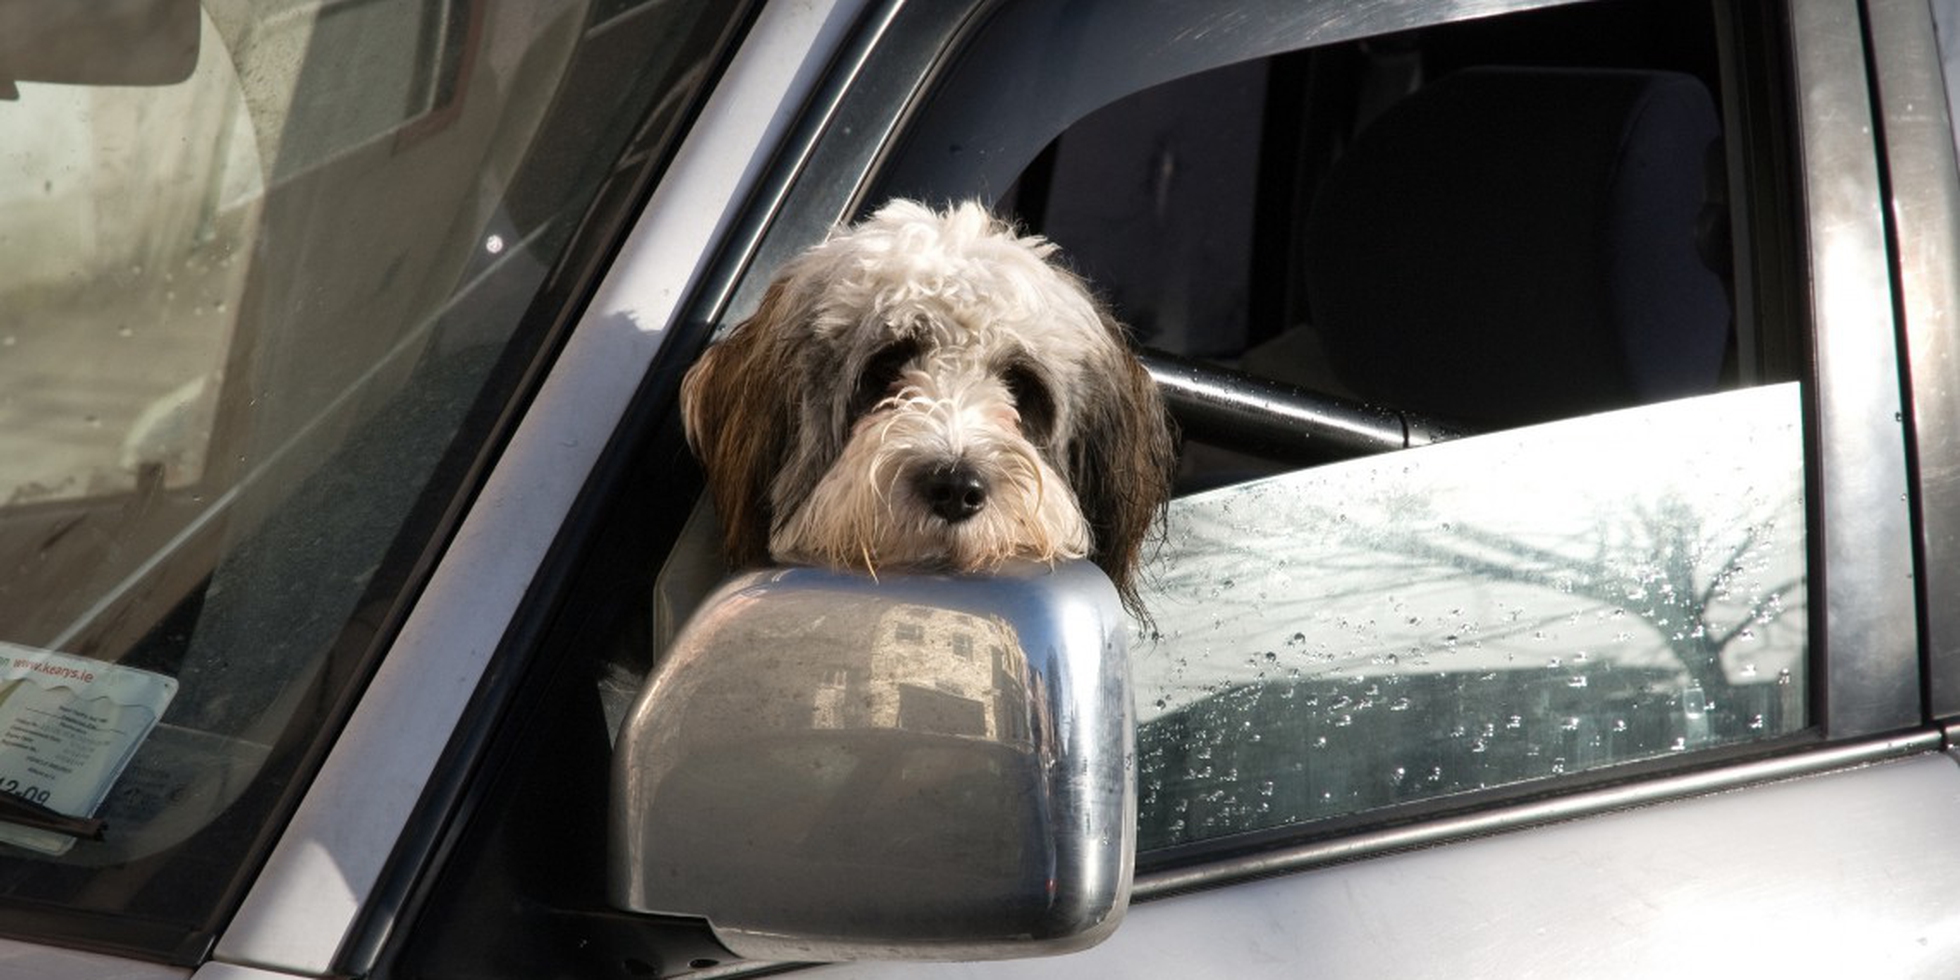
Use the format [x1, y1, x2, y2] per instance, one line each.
[0, 642, 177, 855]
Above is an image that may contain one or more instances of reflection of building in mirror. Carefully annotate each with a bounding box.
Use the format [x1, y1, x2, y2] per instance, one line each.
[1132, 385, 1808, 847]
[0, 13, 259, 505]
[682, 593, 1034, 745]
[823, 604, 1032, 744]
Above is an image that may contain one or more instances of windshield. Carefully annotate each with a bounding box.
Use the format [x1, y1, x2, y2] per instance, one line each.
[0, 0, 746, 961]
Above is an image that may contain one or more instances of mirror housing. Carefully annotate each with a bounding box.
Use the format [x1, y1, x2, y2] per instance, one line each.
[610, 560, 1135, 962]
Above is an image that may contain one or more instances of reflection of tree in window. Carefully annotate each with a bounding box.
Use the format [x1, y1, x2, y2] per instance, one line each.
[1131, 388, 1808, 849]
[1300, 489, 1806, 741]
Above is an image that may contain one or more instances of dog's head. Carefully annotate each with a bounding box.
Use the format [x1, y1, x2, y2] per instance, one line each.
[681, 199, 1174, 610]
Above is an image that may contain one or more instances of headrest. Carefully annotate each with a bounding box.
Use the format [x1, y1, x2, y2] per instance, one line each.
[1301, 67, 1729, 429]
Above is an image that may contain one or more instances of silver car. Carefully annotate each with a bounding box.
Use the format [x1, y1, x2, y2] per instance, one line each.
[4, 0, 1960, 977]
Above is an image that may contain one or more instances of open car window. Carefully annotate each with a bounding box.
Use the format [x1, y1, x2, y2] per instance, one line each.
[856, 0, 1816, 866]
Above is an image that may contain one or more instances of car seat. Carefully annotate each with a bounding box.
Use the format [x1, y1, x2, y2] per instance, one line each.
[1300, 66, 1731, 430]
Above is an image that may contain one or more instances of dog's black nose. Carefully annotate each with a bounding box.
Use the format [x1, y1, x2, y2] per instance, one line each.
[918, 463, 987, 523]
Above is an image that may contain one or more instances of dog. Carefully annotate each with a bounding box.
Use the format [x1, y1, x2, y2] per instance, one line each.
[680, 199, 1174, 612]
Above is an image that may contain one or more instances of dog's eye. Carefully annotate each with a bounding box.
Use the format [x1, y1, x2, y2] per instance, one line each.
[1003, 363, 1055, 443]
[852, 340, 920, 418]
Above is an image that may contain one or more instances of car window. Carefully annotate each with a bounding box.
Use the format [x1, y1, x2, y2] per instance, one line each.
[867, 0, 1813, 860]
[1134, 385, 1804, 848]
[0, 0, 748, 960]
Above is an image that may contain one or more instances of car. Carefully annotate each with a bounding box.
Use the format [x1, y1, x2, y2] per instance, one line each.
[4, 0, 1960, 977]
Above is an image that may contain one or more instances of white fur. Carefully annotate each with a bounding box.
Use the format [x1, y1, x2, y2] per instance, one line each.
[773, 357, 1090, 573]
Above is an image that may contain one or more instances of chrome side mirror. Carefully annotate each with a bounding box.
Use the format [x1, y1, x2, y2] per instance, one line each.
[609, 560, 1134, 962]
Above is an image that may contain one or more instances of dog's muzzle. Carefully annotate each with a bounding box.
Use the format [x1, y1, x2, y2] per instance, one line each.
[916, 462, 988, 524]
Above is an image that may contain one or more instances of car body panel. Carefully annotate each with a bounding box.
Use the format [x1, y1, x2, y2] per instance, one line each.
[811, 751, 1960, 980]
[0, 937, 187, 980]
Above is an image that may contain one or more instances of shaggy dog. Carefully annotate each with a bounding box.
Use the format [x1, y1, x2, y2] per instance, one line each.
[680, 199, 1174, 611]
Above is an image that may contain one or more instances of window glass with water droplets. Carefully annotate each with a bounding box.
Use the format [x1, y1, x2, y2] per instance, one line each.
[1133, 385, 1807, 851]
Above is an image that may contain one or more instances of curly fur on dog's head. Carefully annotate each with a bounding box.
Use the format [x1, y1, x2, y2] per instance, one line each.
[681, 199, 1174, 611]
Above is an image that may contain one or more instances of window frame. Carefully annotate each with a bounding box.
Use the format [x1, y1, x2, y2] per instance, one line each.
[1774, 0, 1918, 740]
[1872, 0, 1960, 725]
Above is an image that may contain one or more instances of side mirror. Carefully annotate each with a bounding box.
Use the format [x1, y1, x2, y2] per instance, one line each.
[610, 560, 1135, 962]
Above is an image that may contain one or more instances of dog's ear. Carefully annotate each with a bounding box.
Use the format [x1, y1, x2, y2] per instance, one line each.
[1071, 332, 1177, 615]
[681, 284, 800, 569]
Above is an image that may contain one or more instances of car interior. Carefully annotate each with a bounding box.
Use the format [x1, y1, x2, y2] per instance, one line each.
[999, 0, 1768, 492]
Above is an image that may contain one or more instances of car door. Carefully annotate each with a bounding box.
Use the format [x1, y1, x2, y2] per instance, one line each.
[810, 0, 1960, 976]
[14, 0, 1930, 978]
[369, 0, 1960, 977]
